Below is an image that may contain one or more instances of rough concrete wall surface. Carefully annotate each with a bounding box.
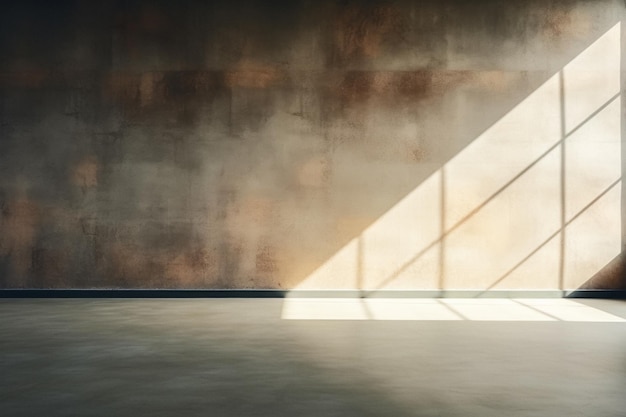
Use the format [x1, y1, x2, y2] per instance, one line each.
[0, 0, 624, 289]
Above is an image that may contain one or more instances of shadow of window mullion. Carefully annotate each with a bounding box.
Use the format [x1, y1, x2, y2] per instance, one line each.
[481, 177, 621, 292]
[559, 69, 566, 291]
[438, 165, 446, 290]
[435, 299, 468, 320]
[511, 299, 562, 321]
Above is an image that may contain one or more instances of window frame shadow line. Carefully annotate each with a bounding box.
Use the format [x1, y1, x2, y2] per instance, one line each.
[360, 92, 620, 295]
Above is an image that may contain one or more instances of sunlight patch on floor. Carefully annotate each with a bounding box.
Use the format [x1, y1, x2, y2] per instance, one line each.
[281, 298, 626, 322]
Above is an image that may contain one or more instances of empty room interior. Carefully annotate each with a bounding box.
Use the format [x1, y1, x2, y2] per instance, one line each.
[1, 1, 626, 416]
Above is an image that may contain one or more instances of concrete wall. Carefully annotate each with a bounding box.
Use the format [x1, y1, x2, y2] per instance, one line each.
[0, 0, 624, 290]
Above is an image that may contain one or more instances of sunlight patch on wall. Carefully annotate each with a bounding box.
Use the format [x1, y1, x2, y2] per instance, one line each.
[288, 23, 622, 292]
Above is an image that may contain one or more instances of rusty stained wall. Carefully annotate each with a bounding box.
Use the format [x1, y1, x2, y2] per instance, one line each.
[0, 0, 624, 289]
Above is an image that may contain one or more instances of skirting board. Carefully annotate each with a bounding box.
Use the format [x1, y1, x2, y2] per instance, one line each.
[0, 289, 624, 299]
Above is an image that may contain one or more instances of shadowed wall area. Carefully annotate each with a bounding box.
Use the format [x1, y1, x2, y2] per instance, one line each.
[0, 0, 624, 290]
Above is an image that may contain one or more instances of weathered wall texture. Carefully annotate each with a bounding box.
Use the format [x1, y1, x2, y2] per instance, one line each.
[0, 0, 624, 289]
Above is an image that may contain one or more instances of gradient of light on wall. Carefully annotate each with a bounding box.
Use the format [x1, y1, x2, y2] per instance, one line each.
[286, 22, 621, 293]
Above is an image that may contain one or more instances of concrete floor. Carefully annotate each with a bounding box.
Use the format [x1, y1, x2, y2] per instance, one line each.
[1, 298, 625, 417]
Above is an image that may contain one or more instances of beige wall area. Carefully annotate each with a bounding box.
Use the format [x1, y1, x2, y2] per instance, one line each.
[0, 0, 624, 290]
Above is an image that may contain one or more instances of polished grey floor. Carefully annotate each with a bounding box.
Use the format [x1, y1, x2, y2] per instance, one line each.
[1, 298, 625, 417]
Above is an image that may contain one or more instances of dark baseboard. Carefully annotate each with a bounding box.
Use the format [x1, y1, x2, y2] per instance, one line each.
[0, 289, 625, 299]
[565, 289, 626, 299]
[0, 289, 286, 298]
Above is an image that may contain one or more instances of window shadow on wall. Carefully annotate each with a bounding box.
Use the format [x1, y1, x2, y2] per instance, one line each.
[289, 22, 623, 293]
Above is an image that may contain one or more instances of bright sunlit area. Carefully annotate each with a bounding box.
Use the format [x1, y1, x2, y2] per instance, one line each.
[281, 297, 626, 321]
[285, 22, 622, 295]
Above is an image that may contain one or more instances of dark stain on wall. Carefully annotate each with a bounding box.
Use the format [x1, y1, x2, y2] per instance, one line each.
[332, 71, 432, 106]
[329, 1, 405, 67]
